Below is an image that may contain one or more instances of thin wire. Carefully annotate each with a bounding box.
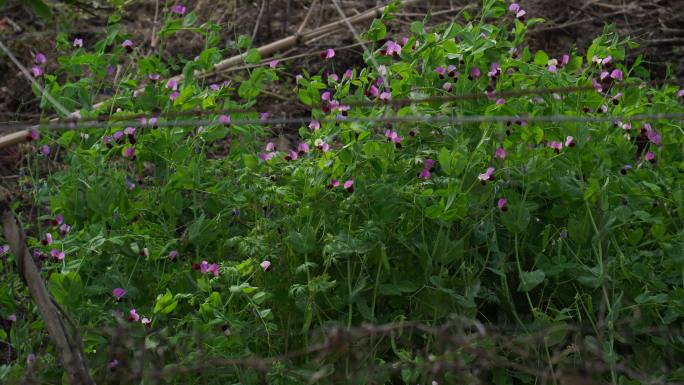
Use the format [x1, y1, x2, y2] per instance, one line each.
[2, 80, 682, 125]
[0, 40, 71, 116]
[1, 112, 682, 134]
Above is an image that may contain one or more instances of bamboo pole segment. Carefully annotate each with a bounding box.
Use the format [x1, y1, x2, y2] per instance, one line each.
[0, 197, 96, 385]
[0, 0, 419, 150]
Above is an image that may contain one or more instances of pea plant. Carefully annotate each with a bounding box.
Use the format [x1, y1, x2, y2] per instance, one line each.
[2, 0, 684, 383]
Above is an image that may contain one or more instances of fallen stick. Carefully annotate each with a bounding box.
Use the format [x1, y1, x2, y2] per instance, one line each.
[0, 196, 96, 385]
[0, 0, 419, 150]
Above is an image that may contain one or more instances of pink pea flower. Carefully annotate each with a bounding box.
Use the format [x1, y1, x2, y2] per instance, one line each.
[284, 150, 298, 161]
[424, 159, 435, 170]
[548, 141, 563, 153]
[435, 67, 446, 79]
[496, 98, 505, 105]
[418, 168, 432, 179]
[112, 287, 126, 302]
[592, 78, 603, 93]
[259, 152, 275, 161]
[27, 353, 36, 365]
[169, 91, 179, 101]
[442, 82, 453, 92]
[171, 4, 186, 15]
[41, 145, 51, 156]
[6, 314, 16, 322]
[602, 56, 612, 66]
[148, 74, 160, 81]
[326, 179, 341, 189]
[309, 120, 320, 131]
[168, 250, 178, 261]
[321, 48, 335, 59]
[106, 359, 119, 370]
[560, 54, 570, 66]
[73, 38, 83, 48]
[122, 39, 134, 53]
[265, 142, 276, 152]
[260, 260, 271, 272]
[328, 73, 339, 82]
[469, 67, 481, 80]
[385, 40, 402, 56]
[478, 167, 495, 184]
[297, 143, 310, 155]
[446, 65, 458, 78]
[127, 309, 140, 322]
[494, 147, 506, 159]
[141, 317, 151, 327]
[600, 71, 610, 82]
[379, 91, 391, 102]
[35, 52, 46, 64]
[677, 89, 684, 98]
[218, 114, 231, 125]
[269, 60, 279, 69]
[112, 131, 125, 143]
[548, 65, 557, 73]
[200, 260, 220, 277]
[260, 112, 269, 122]
[508, 3, 521, 12]
[401, 36, 409, 46]
[644, 151, 656, 164]
[123, 147, 136, 159]
[343, 179, 354, 193]
[565, 136, 575, 148]
[107, 65, 116, 76]
[315, 139, 330, 152]
[497, 198, 508, 211]
[321, 91, 331, 102]
[611, 92, 623, 105]
[344, 69, 353, 78]
[646, 130, 661, 145]
[50, 249, 65, 262]
[41, 232, 53, 245]
[32, 65, 43, 77]
[0, 245, 9, 256]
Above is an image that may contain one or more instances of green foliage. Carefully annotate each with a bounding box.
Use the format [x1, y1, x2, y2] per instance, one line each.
[2, 0, 684, 384]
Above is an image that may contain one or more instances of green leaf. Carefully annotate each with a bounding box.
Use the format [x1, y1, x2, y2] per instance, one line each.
[245, 48, 261, 64]
[182, 11, 198, 27]
[153, 290, 179, 314]
[366, 19, 387, 41]
[518, 270, 545, 292]
[501, 204, 530, 234]
[237, 35, 252, 49]
[534, 50, 549, 66]
[23, 0, 52, 18]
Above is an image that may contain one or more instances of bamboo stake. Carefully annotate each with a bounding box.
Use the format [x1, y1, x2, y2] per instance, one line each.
[0, 197, 96, 385]
[0, 0, 419, 150]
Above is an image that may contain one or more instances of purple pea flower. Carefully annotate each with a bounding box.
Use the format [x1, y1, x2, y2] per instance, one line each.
[315, 139, 330, 152]
[0, 245, 9, 256]
[497, 198, 508, 211]
[677, 89, 684, 98]
[59, 223, 71, 236]
[200, 260, 220, 277]
[494, 147, 506, 159]
[321, 91, 331, 102]
[73, 38, 83, 48]
[41, 232, 53, 245]
[548, 141, 563, 153]
[166, 78, 178, 91]
[260, 260, 271, 272]
[169, 91, 179, 101]
[123, 147, 136, 159]
[385, 40, 402, 56]
[113, 131, 125, 143]
[328, 73, 339, 82]
[269, 60, 279, 69]
[548, 65, 557, 73]
[35, 52, 46, 64]
[32, 65, 43, 77]
[168, 250, 178, 261]
[469, 67, 481, 79]
[488, 62, 501, 79]
[610, 69, 623, 81]
[27, 353, 36, 365]
[560, 54, 570, 66]
[148, 74, 160, 81]
[344, 69, 353, 78]
[112, 287, 126, 301]
[107, 360, 119, 370]
[6, 314, 16, 322]
[442, 82, 453, 92]
[122, 40, 134, 53]
[53, 214, 64, 226]
[309, 120, 320, 131]
[41, 145, 51, 156]
[297, 143, 310, 155]
[170, 4, 186, 15]
[565, 136, 575, 148]
[284, 150, 298, 161]
[435, 67, 446, 79]
[379, 91, 391, 102]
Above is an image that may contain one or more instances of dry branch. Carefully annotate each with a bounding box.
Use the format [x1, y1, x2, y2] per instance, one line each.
[0, 196, 96, 385]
